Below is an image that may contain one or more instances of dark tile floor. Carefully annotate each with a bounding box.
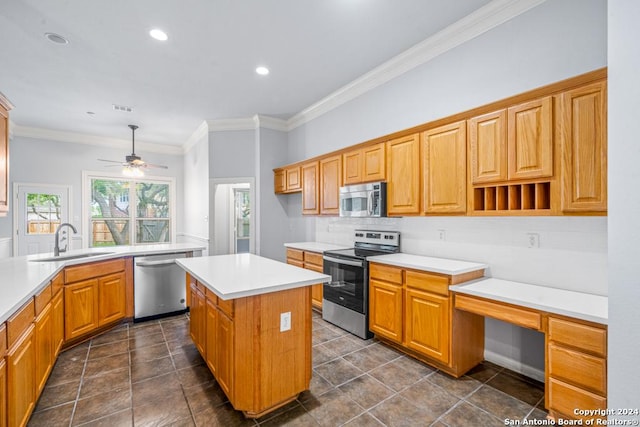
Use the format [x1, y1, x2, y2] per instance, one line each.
[28, 312, 548, 426]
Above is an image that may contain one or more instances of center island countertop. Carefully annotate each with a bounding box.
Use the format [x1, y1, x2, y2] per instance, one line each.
[176, 253, 331, 300]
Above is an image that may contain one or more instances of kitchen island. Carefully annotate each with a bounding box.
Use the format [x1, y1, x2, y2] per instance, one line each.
[176, 253, 331, 418]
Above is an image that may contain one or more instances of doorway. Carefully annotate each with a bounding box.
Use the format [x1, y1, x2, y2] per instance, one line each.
[13, 183, 72, 256]
[210, 178, 255, 255]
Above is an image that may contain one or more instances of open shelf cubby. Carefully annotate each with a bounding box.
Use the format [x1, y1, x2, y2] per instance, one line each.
[473, 182, 551, 213]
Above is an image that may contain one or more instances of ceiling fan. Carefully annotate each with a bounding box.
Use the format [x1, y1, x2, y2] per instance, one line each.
[98, 124, 168, 176]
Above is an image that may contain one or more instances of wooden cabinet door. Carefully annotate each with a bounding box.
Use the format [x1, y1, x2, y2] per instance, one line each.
[274, 169, 285, 193]
[422, 121, 467, 214]
[507, 97, 553, 180]
[286, 166, 302, 192]
[320, 155, 342, 215]
[342, 149, 362, 185]
[7, 325, 36, 427]
[301, 161, 319, 215]
[369, 279, 403, 343]
[559, 81, 607, 212]
[189, 285, 206, 356]
[469, 110, 507, 184]
[404, 289, 450, 364]
[51, 290, 64, 357]
[34, 303, 53, 397]
[216, 309, 234, 398]
[362, 143, 386, 182]
[205, 298, 217, 376]
[0, 102, 9, 216]
[0, 358, 6, 427]
[386, 134, 420, 215]
[98, 272, 126, 327]
[64, 279, 99, 341]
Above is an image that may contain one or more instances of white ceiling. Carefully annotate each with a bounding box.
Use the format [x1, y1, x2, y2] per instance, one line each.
[0, 0, 496, 147]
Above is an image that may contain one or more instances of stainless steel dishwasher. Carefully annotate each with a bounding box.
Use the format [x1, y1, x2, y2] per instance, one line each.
[134, 252, 190, 321]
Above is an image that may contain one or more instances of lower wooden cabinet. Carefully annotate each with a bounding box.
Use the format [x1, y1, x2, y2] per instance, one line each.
[34, 303, 53, 396]
[546, 315, 607, 422]
[6, 324, 36, 427]
[0, 358, 6, 427]
[205, 298, 217, 376]
[51, 290, 64, 357]
[64, 279, 100, 341]
[64, 260, 127, 342]
[286, 248, 325, 310]
[369, 263, 484, 377]
[215, 309, 234, 397]
[189, 283, 206, 356]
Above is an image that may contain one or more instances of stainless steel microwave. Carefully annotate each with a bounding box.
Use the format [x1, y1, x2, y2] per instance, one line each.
[339, 182, 387, 218]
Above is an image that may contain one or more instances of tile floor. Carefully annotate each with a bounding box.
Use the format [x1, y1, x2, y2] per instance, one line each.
[28, 312, 548, 426]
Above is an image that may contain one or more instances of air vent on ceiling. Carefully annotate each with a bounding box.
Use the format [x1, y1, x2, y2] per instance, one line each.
[112, 104, 133, 113]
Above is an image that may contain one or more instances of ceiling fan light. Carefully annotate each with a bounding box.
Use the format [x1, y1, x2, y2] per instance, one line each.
[122, 165, 144, 177]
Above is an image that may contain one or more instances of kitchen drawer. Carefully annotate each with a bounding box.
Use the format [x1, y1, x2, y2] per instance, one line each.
[370, 263, 402, 284]
[305, 263, 323, 273]
[205, 288, 218, 305]
[51, 272, 64, 296]
[548, 343, 606, 394]
[34, 283, 52, 316]
[6, 299, 35, 349]
[304, 251, 323, 267]
[548, 377, 606, 420]
[455, 294, 541, 331]
[287, 258, 304, 268]
[195, 280, 206, 294]
[218, 298, 234, 318]
[548, 316, 606, 357]
[0, 322, 6, 356]
[286, 248, 304, 262]
[65, 258, 126, 283]
[405, 270, 449, 296]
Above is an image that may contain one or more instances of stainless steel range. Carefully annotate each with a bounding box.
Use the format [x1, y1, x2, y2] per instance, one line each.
[322, 230, 400, 339]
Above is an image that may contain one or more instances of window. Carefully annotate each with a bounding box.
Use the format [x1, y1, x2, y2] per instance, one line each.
[85, 173, 174, 247]
[26, 192, 61, 234]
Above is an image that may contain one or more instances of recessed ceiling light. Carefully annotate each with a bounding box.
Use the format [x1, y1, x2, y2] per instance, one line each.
[255, 66, 270, 76]
[149, 29, 168, 41]
[44, 32, 69, 44]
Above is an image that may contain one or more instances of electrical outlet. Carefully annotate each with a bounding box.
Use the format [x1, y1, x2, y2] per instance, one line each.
[280, 312, 291, 332]
[438, 229, 446, 241]
[527, 233, 540, 248]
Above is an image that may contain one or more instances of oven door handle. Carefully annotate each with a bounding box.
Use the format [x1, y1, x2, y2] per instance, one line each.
[323, 255, 364, 268]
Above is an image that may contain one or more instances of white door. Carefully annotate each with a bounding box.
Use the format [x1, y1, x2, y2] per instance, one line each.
[14, 184, 72, 256]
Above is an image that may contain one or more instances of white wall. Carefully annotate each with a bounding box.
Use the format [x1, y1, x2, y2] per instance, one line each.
[287, 0, 608, 380]
[608, 0, 640, 411]
[180, 128, 210, 253]
[209, 130, 256, 178]
[0, 135, 184, 256]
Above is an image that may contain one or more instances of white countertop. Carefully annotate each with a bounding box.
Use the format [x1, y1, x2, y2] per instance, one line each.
[284, 242, 351, 253]
[450, 278, 608, 325]
[368, 253, 487, 276]
[176, 253, 331, 300]
[0, 243, 205, 324]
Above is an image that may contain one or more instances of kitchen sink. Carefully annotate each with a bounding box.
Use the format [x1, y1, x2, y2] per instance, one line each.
[29, 251, 115, 262]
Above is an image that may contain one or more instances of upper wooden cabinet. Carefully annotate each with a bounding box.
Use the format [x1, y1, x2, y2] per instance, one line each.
[342, 142, 386, 185]
[422, 121, 467, 214]
[274, 166, 302, 194]
[508, 96, 554, 181]
[559, 81, 607, 213]
[469, 110, 508, 184]
[301, 161, 319, 215]
[320, 155, 342, 215]
[469, 97, 553, 184]
[0, 92, 13, 217]
[386, 133, 421, 215]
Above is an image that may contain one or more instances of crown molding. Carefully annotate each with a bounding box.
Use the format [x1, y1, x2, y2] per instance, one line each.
[182, 120, 209, 153]
[286, 0, 548, 130]
[12, 124, 183, 155]
[254, 115, 288, 132]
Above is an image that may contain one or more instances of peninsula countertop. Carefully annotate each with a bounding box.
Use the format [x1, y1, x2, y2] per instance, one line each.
[176, 253, 331, 300]
[0, 243, 205, 324]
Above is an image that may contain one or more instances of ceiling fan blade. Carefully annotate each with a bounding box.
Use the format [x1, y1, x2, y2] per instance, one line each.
[98, 158, 124, 164]
[145, 163, 169, 169]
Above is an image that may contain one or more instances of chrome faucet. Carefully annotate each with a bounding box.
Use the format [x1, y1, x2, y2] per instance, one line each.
[54, 223, 78, 256]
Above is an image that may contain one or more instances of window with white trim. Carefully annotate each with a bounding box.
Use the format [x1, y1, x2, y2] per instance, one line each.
[85, 174, 175, 247]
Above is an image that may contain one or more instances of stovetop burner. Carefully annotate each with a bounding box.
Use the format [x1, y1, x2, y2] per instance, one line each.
[323, 230, 400, 260]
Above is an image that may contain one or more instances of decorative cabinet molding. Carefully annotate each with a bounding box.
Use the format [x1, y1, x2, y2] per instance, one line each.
[0, 92, 13, 218]
[386, 134, 421, 215]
